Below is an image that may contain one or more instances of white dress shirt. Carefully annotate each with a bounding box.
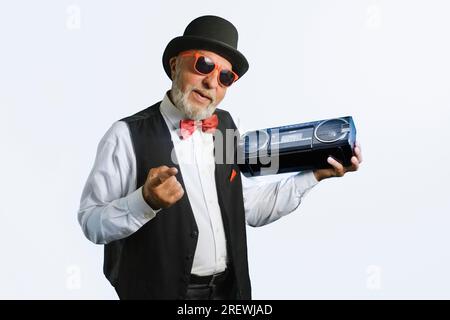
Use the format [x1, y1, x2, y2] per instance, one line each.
[78, 93, 318, 276]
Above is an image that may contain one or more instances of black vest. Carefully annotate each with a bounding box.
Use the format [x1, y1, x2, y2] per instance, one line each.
[103, 102, 251, 299]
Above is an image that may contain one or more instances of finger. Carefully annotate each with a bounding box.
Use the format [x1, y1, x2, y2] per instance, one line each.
[354, 142, 363, 163]
[354, 146, 360, 157]
[349, 156, 360, 171]
[353, 147, 361, 163]
[327, 156, 342, 168]
[164, 182, 184, 203]
[171, 187, 185, 202]
[354, 146, 363, 164]
[162, 176, 181, 191]
[156, 166, 178, 183]
[327, 156, 345, 176]
[148, 167, 165, 187]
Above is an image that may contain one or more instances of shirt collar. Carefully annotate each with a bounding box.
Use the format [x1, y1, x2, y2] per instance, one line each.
[159, 91, 187, 131]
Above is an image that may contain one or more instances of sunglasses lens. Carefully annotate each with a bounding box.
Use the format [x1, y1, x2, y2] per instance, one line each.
[219, 70, 236, 87]
[195, 56, 215, 74]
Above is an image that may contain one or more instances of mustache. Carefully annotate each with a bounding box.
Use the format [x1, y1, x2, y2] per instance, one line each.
[191, 88, 215, 103]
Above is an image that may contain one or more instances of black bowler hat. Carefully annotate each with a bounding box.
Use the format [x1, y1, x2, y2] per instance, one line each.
[162, 15, 249, 80]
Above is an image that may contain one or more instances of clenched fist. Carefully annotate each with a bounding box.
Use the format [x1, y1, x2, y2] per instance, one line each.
[142, 166, 185, 210]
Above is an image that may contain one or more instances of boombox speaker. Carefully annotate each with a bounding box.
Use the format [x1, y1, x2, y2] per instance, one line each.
[237, 116, 357, 177]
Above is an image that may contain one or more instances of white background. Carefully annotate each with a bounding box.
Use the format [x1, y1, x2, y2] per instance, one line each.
[1, 0, 449, 299]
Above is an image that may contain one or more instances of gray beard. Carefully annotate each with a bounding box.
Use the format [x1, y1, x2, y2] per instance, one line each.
[170, 79, 217, 121]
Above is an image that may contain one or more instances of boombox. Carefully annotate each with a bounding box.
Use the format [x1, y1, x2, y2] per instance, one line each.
[237, 116, 357, 177]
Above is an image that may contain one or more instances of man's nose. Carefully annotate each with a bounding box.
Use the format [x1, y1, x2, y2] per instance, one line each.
[202, 69, 219, 89]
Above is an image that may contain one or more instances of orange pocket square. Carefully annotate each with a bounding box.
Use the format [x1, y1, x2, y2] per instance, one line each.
[229, 169, 237, 182]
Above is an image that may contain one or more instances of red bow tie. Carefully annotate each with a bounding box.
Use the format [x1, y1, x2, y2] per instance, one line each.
[179, 114, 219, 139]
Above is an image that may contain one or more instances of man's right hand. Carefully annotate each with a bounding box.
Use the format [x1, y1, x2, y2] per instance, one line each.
[142, 166, 185, 210]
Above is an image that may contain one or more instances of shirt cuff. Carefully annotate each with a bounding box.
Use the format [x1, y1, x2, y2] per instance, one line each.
[293, 170, 319, 196]
[127, 186, 161, 221]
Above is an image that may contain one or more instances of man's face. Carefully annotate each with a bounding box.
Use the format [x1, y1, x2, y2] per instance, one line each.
[169, 50, 232, 120]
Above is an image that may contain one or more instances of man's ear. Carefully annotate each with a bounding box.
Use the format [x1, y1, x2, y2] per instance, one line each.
[169, 57, 177, 80]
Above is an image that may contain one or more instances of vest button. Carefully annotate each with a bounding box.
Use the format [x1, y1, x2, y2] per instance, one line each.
[185, 254, 193, 261]
[191, 230, 198, 238]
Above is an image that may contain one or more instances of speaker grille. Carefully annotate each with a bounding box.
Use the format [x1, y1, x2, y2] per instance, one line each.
[314, 118, 350, 143]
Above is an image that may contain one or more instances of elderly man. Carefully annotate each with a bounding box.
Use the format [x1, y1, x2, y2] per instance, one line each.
[78, 15, 362, 300]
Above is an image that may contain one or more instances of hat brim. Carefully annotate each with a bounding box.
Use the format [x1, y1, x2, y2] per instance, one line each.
[162, 35, 249, 80]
